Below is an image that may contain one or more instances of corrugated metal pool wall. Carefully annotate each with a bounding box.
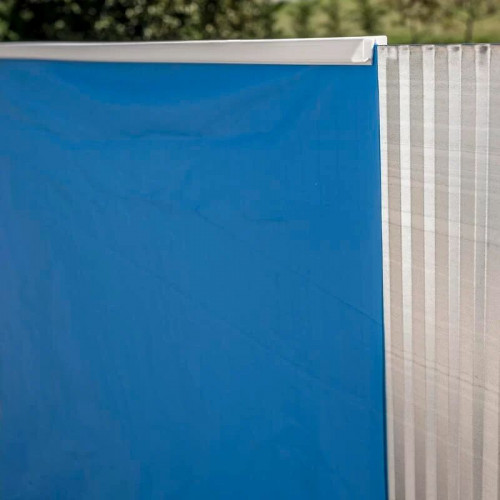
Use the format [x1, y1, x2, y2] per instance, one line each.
[379, 44, 500, 500]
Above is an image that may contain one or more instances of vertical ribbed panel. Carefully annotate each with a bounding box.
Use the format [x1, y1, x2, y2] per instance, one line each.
[379, 44, 500, 500]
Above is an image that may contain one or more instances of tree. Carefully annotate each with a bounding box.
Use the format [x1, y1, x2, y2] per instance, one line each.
[452, 0, 498, 42]
[289, 0, 318, 38]
[322, 0, 343, 36]
[92, 0, 196, 41]
[388, 0, 441, 42]
[354, 0, 384, 34]
[192, 0, 283, 39]
[0, 0, 282, 42]
[1, 0, 101, 41]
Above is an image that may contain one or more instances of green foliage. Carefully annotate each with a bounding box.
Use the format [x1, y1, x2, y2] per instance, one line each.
[0, 0, 282, 41]
[451, 0, 499, 41]
[0, 0, 499, 43]
[387, 0, 442, 41]
[354, 0, 384, 34]
[322, 0, 343, 36]
[289, 0, 317, 38]
[190, 0, 284, 39]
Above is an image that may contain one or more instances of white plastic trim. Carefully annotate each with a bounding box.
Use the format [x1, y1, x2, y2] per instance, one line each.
[0, 36, 387, 65]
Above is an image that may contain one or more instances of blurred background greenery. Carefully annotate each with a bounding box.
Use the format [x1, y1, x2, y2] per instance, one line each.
[0, 0, 498, 44]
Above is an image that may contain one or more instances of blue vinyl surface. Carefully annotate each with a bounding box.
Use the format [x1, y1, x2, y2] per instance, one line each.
[0, 59, 386, 499]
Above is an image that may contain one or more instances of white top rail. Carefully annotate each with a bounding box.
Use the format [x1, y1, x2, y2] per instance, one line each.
[0, 37, 387, 65]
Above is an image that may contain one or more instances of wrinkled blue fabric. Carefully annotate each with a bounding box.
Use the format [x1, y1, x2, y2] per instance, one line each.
[0, 59, 386, 499]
